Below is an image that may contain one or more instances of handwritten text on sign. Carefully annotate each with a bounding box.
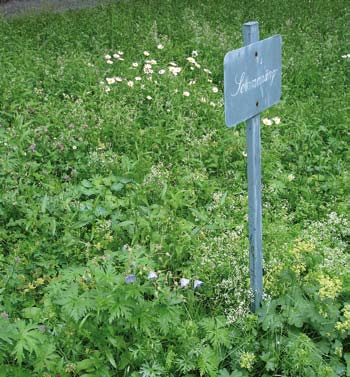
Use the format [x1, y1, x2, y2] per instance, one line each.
[224, 35, 282, 127]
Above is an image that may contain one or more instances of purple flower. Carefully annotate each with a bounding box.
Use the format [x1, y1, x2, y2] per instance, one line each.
[56, 142, 64, 151]
[29, 143, 36, 152]
[69, 123, 75, 129]
[15, 256, 20, 263]
[63, 175, 71, 181]
[1, 312, 9, 318]
[148, 271, 158, 280]
[180, 278, 190, 288]
[71, 169, 78, 176]
[194, 280, 203, 289]
[125, 274, 136, 283]
[39, 325, 46, 333]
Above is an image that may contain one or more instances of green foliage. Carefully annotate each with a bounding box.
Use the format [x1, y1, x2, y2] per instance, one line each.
[0, 0, 349, 375]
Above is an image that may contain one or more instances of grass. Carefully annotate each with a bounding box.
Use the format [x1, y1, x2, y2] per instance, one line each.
[0, 0, 349, 375]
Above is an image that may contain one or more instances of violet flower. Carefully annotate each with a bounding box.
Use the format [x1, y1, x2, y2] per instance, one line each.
[125, 274, 136, 284]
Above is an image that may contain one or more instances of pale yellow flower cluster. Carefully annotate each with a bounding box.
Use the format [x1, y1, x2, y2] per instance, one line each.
[317, 273, 342, 300]
[289, 240, 315, 276]
[239, 352, 256, 371]
[335, 304, 350, 333]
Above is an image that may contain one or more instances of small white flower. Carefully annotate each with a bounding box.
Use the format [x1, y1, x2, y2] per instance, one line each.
[143, 64, 153, 74]
[262, 118, 273, 126]
[104, 86, 110, 93]
[207, 78, 212, 83]
[209, 101, 216, 107]
[242, 151, 247, 157]
[132, 62, 139, 68]
[105, 54, 111, 60]
[195, 62, 201, 69]
[186, 57, 196, 64]
[169, 62, 178, 67]
[212, 86, 218, 93]
[145, 59, 157, 65]
[168, 66, 182, 76]
[158, 69, 165, 75]
[190, 66, 194, 71]
[143, 51, 150, 56]
[148, 271, 158, 279]
[203, 68, 211, 74]
[192, 50, 198, 57]
[135, 76, 142, 81]
[106, 60, 113, 65]
[113, 53, 120, 59]
[189, 79, 196, 85]
[115, 76, 123, 82]
[180, 278, 190, 288]
[106, 77, 115, 85]
[72, 145, 77, 150]
[194, 280, 203, 289]
[118, 57, 124, 61]
[141, 84, 145, 89]
[183, 91, 190, 97]
[157, 44, 164, 49]
[146, 95, 152, 100]
[118, 51, 124, 55]
[287, 174, 295, 181]
[200, 96, 206, 103]
[127, 80, 134, 87]
[272, 116, 281, 125]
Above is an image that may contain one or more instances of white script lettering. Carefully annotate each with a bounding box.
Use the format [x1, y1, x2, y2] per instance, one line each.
[232, 68, 278, 97]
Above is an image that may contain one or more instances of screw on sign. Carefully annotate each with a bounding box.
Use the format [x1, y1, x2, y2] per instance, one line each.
[224, 21, 282, 312]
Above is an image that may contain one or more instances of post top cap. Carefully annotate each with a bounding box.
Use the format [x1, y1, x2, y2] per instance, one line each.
[243, 21, 259, 26]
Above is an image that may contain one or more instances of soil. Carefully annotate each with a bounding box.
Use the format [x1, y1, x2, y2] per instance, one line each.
[0, 0, 112, 18]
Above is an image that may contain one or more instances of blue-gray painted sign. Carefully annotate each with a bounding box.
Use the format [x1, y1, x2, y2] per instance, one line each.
[224, 35, 282, 127]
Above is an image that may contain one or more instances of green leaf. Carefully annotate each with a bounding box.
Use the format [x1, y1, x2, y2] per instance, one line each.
[76, 358, 96, 372]
[344, 353, 350, 377]
[105, 350, 117, 369]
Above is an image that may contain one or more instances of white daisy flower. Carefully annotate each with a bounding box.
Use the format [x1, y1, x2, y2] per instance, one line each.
[262, 118, 273, 126]
[106, 77, 115, 85]
[272, 117, 281, 125]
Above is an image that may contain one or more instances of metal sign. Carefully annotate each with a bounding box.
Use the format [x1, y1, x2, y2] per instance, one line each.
[224, 34, 282, 127]
[224, 21, 282, 312]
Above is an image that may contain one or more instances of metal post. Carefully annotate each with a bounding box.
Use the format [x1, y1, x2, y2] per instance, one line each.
[243, 21, 263, 312]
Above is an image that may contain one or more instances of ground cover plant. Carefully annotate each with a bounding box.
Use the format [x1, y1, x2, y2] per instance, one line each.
[0, 0, 349, 375]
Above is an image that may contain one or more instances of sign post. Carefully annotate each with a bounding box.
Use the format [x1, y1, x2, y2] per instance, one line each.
[224, 22, 282, 312]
